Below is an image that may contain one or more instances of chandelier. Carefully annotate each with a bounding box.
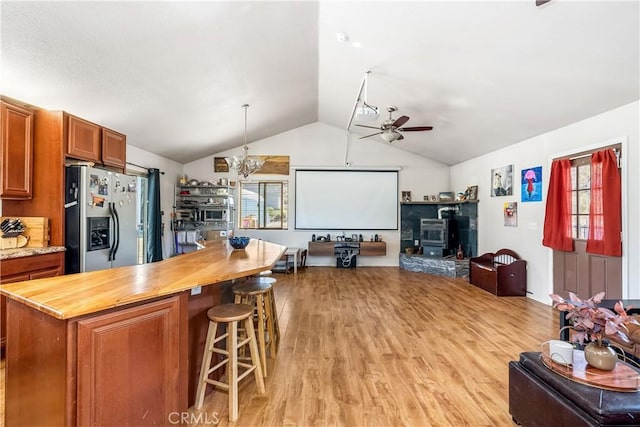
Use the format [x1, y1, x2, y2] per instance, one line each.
[225, 104, 264, 178]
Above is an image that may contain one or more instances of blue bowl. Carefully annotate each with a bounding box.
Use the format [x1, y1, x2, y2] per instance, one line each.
[229, 236, 250, 250]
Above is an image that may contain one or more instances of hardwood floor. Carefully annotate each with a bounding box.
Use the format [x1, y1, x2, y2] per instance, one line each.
[0, 267, 558, 426]
[191, 267, 558, 426]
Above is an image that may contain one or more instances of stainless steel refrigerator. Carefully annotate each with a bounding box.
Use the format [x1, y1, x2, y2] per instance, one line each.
[65, 165, 147, 273]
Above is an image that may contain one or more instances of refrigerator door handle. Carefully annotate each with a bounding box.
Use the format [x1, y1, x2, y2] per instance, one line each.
[108, 202, 118, 262]
[113, 203, 121, 260]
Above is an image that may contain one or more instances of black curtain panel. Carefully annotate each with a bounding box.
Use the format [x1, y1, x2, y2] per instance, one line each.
[147, 168, 163, 262]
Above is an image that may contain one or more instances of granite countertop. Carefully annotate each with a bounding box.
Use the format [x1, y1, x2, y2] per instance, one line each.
[0, 245, 66, 260]
[0, 239, 286, 319]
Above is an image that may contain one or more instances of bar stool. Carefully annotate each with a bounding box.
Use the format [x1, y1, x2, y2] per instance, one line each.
[194, 303, 265, 422]
[241, 276, 280, 350]
[233, 277, 280, 376]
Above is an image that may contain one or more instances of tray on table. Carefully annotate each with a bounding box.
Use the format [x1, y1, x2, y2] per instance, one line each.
[540, 341, 640, 392]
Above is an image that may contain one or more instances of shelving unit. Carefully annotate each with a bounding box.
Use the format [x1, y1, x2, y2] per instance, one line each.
[173, 184, 235, 253]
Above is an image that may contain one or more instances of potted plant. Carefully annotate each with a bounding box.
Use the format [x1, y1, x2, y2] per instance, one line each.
[549, 291, 639, 370]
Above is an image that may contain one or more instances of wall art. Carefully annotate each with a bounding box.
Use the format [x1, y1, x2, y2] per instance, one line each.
[521, 166, 542, 202]
[504, 202, 518, 227]
[491, 164, 513, 197]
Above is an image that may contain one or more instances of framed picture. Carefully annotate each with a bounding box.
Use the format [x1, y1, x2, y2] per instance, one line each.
[491, 165, 514, 197]
[401, 191, 412, 202]
[214, 157, 229, 172]
[438, 192, 454, 201]
[504, 202, 518, 227]
[521, 166, 542, 202]
[467, 185, 478, 201]
[430, 195, 437, 202]
[423, 195, 430, 201]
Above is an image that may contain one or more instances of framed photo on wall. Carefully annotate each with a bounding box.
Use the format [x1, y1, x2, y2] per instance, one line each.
[401, 191, 412, 202]
[491, 165, 513, 197]
[521, 166, 542, 202]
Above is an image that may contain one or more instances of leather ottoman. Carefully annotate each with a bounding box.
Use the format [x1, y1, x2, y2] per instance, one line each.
[509, 352, 640, 426]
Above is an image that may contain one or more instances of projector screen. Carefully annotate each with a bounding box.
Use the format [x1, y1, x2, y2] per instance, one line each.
[295, 169, 398, 230]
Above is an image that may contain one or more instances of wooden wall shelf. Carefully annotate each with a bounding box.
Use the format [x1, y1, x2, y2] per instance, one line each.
[400, 200, 479, 205]
[308, 241, 386, 256]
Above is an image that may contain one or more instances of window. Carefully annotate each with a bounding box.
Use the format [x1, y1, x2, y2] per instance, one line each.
[238, 180, 288, 229]
[570, 157, 591, 240]
[569, 144, 620, 240]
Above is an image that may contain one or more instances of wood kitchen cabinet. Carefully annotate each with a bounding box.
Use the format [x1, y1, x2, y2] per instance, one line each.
[66, 115, 126, 170]
[0, 251, 64, 357]
[76, 296, 187, 425]
[1, 100, 34, 200]
[101, 127, 126, 169]
[66, 115, 101, 163]
[4, 293, 188, 426]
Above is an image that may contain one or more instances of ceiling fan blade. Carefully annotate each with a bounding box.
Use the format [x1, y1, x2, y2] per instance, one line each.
[359, 131, 383, 139]
[392, 115, 410, 128]
[536, 0, 551, 6]
[355, 124, 383, 130]
[398, 126, 434, 132]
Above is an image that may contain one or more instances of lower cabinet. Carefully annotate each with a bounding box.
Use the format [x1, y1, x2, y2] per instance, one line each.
[5, 293, 188, 426]
[0, 251, 64, 356]
[76, 296, 187, 425]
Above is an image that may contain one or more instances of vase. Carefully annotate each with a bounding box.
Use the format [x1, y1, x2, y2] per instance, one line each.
[583, 341, 618, 371]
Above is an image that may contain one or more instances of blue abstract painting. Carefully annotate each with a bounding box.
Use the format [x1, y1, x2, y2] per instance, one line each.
[521, 166, 542, 202]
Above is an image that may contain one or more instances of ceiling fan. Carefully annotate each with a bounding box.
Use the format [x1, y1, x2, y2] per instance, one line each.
[355, 106, 433, 143]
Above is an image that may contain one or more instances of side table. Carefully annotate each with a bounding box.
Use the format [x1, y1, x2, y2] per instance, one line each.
[509, 352, 640, 426]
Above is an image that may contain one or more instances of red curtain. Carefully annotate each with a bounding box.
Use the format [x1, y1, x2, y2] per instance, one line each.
[542, 158, 573, 251]
[586, 149, 622, 256]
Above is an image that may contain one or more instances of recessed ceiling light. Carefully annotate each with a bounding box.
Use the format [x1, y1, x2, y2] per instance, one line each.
[336, 32, 349, 43]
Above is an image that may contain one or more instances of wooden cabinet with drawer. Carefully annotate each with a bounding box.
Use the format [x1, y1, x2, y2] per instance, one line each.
[0, 251, 64, 356]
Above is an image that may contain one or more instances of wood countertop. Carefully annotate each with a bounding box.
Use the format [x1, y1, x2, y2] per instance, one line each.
[0, 239, 286, 320]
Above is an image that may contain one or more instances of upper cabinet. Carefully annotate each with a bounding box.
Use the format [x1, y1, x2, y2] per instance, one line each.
[1, 100, 34, 200]
[101, 127, 126, 169]
[66, 115, 126, 170]
[67, 115, 101, 162]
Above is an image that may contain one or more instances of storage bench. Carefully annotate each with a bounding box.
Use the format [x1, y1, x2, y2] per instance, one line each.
[468, 248, 526, 296]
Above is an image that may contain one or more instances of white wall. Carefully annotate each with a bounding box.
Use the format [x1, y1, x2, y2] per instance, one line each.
[450, 101, 640, 303]
[184, 122, 450, 266]
[127, 145, 184, 260]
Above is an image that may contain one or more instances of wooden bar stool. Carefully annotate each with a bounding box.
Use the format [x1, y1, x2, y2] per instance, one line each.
[194, 303, 265, 422]
[233, 278, 280, 376]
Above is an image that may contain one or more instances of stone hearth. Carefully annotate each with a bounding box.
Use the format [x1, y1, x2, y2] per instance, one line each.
[399, 254, 469, 278]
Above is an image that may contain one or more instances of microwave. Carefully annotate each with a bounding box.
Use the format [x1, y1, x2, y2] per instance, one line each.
[200, 208, 230, 222]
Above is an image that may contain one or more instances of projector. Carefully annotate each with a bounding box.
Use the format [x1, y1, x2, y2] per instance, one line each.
[356, 105, 379, 121]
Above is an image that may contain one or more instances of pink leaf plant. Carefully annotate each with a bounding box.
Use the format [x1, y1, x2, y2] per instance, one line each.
[549, 291, 639, 346]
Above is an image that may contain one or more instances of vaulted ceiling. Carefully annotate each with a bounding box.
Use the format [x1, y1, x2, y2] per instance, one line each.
[2, 1, 638, 166]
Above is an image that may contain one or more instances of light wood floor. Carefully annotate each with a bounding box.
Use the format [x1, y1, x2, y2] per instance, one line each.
[0, 267, 558, 426]
[191, 267, 558, 426]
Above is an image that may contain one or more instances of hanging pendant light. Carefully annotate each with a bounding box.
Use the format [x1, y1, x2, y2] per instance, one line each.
[225, 104, 264, 178]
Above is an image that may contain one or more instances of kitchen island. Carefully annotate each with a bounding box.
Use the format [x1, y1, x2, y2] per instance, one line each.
[0, 239, 286, 426]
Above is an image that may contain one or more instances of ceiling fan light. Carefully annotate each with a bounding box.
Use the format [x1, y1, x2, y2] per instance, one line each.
[380, 131, 399, 143]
